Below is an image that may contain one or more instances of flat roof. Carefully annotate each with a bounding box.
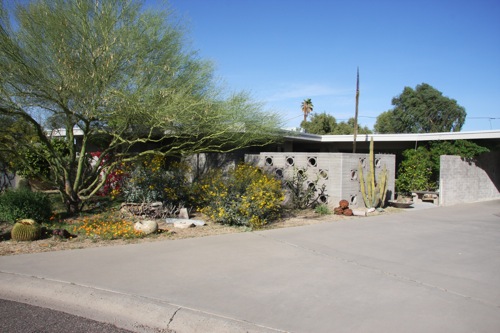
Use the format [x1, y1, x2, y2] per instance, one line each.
[286, 130, 500, 143]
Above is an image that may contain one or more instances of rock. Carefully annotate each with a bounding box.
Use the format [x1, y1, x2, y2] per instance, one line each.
[134, 220, 158, 235]
[173, 221, 195, 229]
[339, 200, 349, 209]
[352, 209, 367, 217]
[333, 207, 344, 215]
[178, 208, 189, 219]
[343, 208, 353, 216]
[166, 218, 205, 226]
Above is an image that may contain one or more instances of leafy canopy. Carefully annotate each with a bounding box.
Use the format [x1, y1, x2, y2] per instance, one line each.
[0, 0, 282, 213]
[374, 83, 466, 133]
[301, 112, 372, 135]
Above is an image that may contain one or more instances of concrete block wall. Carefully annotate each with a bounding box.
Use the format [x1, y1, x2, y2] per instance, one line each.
[440, 152, 500, 206]
[246, 153, 396, 208]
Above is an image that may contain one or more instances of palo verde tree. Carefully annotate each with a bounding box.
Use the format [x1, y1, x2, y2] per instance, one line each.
[0, 0, 283, 213]
[374, 83, 466, 133]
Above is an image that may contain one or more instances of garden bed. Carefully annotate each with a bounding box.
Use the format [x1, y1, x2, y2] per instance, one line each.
[0, 207, 402, 256]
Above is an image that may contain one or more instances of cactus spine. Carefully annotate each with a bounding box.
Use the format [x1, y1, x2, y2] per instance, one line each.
[359, 138, 388, 208]
[11, 219, 42, 241]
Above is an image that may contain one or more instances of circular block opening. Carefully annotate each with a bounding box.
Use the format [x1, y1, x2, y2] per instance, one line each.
[275, 168, 283, 178]
[307, 157, 317, 167]
[319, 195, 328, 204]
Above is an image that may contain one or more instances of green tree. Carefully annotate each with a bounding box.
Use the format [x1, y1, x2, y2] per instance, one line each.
[301, 98, 314, 122]
[335, 118, 371, 135]
[301, 113, 372, 135]
[374, 83, 466, 133]
[0, 0, 282, 213]
[300, 112, 337, 134]
[373, 110, 396, 134]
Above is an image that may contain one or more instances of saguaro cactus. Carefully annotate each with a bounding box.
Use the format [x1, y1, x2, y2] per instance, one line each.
[359, 138, 388, 208]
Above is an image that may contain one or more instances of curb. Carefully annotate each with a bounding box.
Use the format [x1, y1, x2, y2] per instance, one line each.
[0, 272, 284, 333]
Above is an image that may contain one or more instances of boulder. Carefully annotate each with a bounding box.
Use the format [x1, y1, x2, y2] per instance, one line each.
[134, 220, 158, 235]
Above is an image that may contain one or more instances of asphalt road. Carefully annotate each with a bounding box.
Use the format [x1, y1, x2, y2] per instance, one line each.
[0, 298, 138, 333]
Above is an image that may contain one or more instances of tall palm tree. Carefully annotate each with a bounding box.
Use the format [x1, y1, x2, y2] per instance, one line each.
[301, 98, 314, 122]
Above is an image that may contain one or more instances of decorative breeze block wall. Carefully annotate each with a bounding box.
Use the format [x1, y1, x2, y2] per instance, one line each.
[246, 152, 396, 208]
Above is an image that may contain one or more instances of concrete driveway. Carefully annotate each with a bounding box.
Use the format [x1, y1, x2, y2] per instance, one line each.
[1, 199, 500, 333]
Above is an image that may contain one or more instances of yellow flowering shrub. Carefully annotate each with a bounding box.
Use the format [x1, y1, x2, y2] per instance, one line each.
[196, 164, 284, 229]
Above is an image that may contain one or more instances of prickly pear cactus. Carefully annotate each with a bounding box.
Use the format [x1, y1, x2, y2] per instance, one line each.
[11, 219, 42, 241]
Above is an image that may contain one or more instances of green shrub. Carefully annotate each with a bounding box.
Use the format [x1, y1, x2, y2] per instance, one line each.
[0, 189, 53, 224]
[314, 204, 331, 215]
[196, 164, 284, 229]
[121, 156, 191, 206]
[396, 140, 489, 194]
[396, 147, 434, 193]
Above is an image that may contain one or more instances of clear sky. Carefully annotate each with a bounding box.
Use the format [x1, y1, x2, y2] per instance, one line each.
[146, 0, 500, 132]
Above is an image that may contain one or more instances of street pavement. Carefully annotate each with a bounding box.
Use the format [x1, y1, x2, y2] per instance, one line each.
[1, 199, 499, 333]
[0, 298, 135, 333]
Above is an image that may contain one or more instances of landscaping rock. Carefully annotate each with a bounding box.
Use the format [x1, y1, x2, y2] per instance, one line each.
[178, 208, 189, 219]
[352, 209, 367, 217]
[173, 221, 195, 229]
[133, 220, 158, 235]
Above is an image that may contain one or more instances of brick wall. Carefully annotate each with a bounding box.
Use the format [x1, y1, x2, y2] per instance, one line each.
[439, 151, 500, 206]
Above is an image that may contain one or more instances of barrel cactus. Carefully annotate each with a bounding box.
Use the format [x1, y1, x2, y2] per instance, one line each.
[11, 219, 42, 241]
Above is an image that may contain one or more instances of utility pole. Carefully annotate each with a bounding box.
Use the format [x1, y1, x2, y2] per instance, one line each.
[353, 67, 360, 153]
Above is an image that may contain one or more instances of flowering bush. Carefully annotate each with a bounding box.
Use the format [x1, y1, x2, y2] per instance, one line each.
[71, 213, 142, 240]
[121, 156, 191, 206]
[196, 164, 284, 229]
[90, 152, 127, 199]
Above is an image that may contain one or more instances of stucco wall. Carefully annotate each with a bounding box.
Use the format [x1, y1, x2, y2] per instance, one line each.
[439, 152, 500, 206]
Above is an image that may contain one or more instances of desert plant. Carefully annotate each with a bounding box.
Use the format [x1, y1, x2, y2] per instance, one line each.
[359, 138, 388, 208]
[283, 168, 326, 209]
[11, 219, 42, 241]
[314, 204, 331, 215]
[0, 189, 53, 224]
[122, 157, 192, 207]
[196, 164, 284, 229]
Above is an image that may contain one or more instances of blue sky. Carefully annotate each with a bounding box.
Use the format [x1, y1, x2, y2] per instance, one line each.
[148, 0, 500, 132]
